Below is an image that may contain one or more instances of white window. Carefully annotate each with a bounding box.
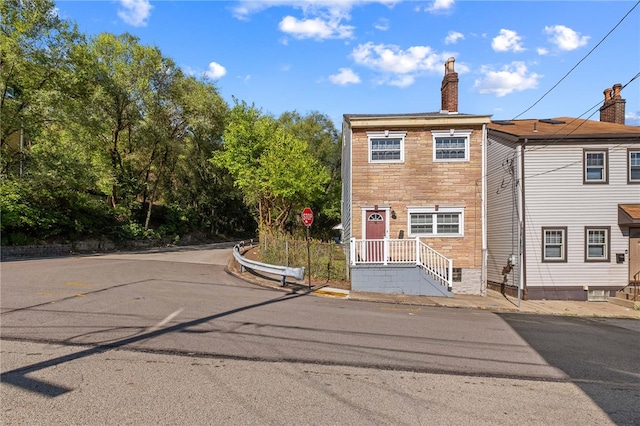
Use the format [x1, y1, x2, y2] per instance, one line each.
[367, 131, 406, 163]
[432, 130, 471, 162]
[584, 149, 608, 183]
[585, 227, 610, 262]
[629, 149, 640, 183]
[408, 207, 464, 237]
[542, 227, 567, 262]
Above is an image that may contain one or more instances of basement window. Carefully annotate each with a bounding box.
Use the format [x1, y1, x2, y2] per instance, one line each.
[452, 268, 462, 282]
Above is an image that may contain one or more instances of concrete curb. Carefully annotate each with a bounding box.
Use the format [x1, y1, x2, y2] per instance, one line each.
[225, 254, 640, 319]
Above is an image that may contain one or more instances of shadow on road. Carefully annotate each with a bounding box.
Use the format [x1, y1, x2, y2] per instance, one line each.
[1, 290, 307, 397]
[498, 313, 640, 426]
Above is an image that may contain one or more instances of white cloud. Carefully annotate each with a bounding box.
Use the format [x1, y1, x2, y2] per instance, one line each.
[234, 1, 398, 41]
[117, 0, 152, 27]
[388, 75, 415, 88]
[474, 62, 541, 97]
[204, 62, 227, 79]
[350, 42, 460, 87]
[544, 25, 589, 51]
[537, 47, 549, 55]
[352, 42, 450, 74]
[427, 0, 455, 13]
[625, 111, 640, 126]
[329, 68, 361, 85]
[279, 15, 354, 39]
[232, 1, 398, 20]
[374, 18, 389, 31]
[492, 29, 525, 53]
[444, 31, 464, 45]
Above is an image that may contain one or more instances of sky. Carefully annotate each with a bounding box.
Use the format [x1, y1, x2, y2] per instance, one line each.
[55, 0, 640, 127]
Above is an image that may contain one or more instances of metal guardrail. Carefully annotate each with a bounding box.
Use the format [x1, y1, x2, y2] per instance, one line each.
[233, 243, 305, 286]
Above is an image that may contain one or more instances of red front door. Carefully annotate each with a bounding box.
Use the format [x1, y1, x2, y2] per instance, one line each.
[365, 210, 386, 261]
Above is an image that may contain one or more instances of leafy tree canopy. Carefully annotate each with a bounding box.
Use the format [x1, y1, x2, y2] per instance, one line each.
[213, 99, 331, 233]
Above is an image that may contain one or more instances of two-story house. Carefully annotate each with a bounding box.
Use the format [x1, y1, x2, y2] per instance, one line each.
[341, 58, 492, 297]
[486, 84, 640, 301]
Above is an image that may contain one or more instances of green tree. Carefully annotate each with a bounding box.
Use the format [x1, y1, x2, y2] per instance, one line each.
[0, 0, 113, 244]
[161, 77, 254, 237]
[77, 32, 167, 210]
[213, 100, 329, 232]
[1, 0, 84, 175]
[277, 111, 342, 237]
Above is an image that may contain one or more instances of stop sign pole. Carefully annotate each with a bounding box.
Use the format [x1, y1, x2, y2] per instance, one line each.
[302, 207, 313, 288]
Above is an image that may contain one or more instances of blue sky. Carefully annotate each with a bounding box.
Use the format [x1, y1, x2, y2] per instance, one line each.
[55, 0, 640, 127]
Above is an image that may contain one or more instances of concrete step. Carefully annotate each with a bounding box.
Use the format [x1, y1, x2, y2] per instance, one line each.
[617, 287, 640, 297]
[609, 296, 640, 310]
[615, 292, 636, 301]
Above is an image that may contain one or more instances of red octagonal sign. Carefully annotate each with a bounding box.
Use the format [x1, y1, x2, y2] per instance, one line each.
[302, 207, 314, 227]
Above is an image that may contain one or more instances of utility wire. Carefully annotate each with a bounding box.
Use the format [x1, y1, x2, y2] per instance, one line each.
[526, 71, 640, 153]
[482, 71, 640, 186]
[511, 0, 640, 121]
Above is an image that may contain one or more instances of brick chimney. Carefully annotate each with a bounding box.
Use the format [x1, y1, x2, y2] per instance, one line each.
[599, 83, 625, 124]
[441, 57, 459, 113]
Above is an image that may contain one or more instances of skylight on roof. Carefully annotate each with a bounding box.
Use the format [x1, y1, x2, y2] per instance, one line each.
[492, 120, 515, 125]
[539, 119, 565, 124]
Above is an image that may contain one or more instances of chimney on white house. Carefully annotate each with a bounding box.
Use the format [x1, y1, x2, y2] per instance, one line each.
[599, 83, 625, 124]
[441, 57, 459, 113]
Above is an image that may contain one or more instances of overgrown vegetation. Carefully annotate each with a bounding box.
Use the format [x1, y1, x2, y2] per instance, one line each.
[1, 0, 341, 246]
[260, 231, 347, 282]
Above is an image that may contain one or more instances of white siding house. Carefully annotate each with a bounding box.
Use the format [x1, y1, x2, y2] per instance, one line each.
[487, 113, 640, 300]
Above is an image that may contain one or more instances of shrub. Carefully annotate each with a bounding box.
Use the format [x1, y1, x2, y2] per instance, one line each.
[260, 230, 347, 281]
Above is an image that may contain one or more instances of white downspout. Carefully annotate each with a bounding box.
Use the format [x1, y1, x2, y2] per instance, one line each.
[481, 123, 487, 296]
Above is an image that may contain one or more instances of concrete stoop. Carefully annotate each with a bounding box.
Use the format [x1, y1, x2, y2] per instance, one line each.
[610, 286, 640, 310]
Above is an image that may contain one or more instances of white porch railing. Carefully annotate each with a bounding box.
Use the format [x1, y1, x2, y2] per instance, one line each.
[350, 237, 452, 291]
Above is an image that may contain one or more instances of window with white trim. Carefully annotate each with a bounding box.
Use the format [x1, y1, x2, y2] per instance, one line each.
[367, 131, 406, 163]
[408, 207, 464, 237]
[542, 227, 567, 262]
[583, 149, 608, 183]
[585, 227, 610, 262]
[432, 130, 471, 162]
[629, 149, 640, 183]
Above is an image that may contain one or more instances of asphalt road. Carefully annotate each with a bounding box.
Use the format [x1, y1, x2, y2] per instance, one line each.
[1, 246, 638, 425]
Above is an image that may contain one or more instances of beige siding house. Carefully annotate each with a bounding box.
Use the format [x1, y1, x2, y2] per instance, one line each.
[486, 84, 640, 300]
[342, 58, 492, 296]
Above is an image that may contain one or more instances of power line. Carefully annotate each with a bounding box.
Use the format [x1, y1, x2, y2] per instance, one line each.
[511, 0, 640, 121]
[526, 71, 640, 153]
[481, 70, 640, 186]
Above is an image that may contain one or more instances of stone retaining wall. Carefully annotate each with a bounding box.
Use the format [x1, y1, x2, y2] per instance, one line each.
[1, 239, 141, 260]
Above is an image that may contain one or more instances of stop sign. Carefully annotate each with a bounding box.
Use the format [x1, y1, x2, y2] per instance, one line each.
[301, 207, 314, 227]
